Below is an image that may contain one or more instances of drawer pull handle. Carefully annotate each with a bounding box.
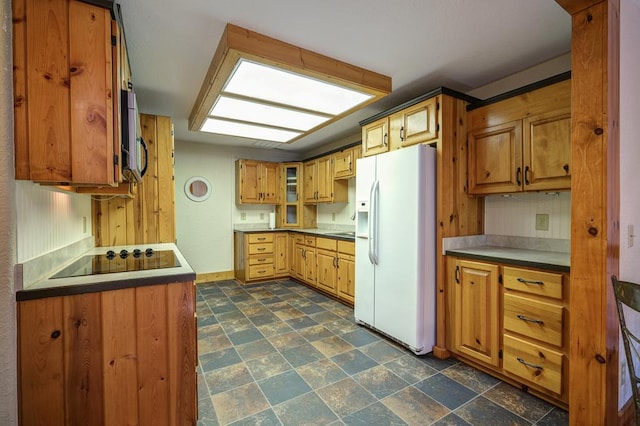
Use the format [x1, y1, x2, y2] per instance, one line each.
[258, 258, 266, 261]
[258, 270, 266, 273]
[516, 314, 544, 325]
[257, 237, 266, 241]
[257, 248, 266, 251]
[517, 278, 544, 285]
[517, 357, 543, 370]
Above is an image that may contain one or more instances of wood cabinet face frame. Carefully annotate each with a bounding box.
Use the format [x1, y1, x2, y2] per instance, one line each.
[236, 159, 281, 204]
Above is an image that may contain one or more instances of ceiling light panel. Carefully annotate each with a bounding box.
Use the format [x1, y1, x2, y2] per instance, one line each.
[189, 24, 391, 144]
[209, 95, 330, 131]
[201, 118, 301, 142]
[224, 60, 375, 116]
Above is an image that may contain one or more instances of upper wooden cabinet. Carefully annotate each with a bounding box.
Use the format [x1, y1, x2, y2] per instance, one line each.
[13, 0, 126, 185]
[303, 157, 347, 204]
[467, 78, 571, 195]
[362, 117, 390, 157]
[361, 96, 439, 157]
[332, 145, 362, 179]
[236, 160, 280, 204]
[275, 163, 317, 229]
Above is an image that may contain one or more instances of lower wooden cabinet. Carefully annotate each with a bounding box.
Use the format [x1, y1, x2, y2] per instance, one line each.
[451, 259, 500, 367]
[336, 241, 355, 304]
[235, 231, 355, 305]
[17, 281, 197, 426]
[446, 256, 570, 407]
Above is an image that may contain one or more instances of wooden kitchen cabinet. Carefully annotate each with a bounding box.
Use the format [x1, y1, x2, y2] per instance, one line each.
[303, 156, 347, 204]
[315, 238, 338, 295]
[362, 117, 390, 157]
[288, 233, 297, 275]
[13, 0, 127, 185]
[333, 145, 362, 179]
[236, 159, 280, 204]
[17, 282, 197, 425]
[275, 163, 317, 229]
[389, 97, 439, 150]
[336, 241, 356, 304]
[467, 78, 571, 195]
[362, 96, 439, 157]
[446, 255, 570, 407]
[274, 233, 288, 277]
[92, 114, 176, 246]
[451, 259, 500, 367]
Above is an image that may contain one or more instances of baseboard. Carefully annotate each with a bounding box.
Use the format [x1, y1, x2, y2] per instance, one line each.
[618, 396, 635, 426]
[196, 271, 235, 284]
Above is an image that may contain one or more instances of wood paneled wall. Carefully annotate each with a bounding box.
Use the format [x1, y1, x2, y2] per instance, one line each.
[17, 282, 196, 425]
[93, 114, 176, 246]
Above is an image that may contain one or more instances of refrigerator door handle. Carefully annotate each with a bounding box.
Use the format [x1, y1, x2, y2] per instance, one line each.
[369, 180, 379, 265]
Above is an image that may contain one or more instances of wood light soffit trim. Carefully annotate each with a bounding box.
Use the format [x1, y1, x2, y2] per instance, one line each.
[188, 23, 392, 144]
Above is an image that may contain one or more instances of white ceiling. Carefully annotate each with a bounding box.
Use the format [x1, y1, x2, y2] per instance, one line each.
[119, 0, 571, 154]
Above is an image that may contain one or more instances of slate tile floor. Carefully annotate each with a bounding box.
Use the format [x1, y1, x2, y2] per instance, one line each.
[196, 279, 568, 426]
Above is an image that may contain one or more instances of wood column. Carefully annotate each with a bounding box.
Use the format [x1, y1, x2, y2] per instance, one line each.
[555, 1, 620, 424]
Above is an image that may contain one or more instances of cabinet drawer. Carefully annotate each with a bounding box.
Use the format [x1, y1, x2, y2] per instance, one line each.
[503, 334, 563, 395]
[294, 235, 305, 244]
[316, 237, 337, 251]
[248, 243, 274, 255]
[503, 267, 563, 300]
[504, 293, 563, 347]
[248, 264, 274, 279]
[248, 234, 274, 244]
[248, 254, 274, 265]
[337, 241, 355, 255]
[303, 236, 316, 247]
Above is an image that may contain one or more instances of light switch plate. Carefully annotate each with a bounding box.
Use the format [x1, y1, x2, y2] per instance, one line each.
[535, 214, 549, 231]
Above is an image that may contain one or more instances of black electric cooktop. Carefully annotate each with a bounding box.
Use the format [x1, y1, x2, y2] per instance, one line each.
[51, 248, 181, 279]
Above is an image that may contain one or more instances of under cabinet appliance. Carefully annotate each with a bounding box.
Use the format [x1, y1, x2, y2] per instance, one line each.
[121, 89, 148, 182]
[354, 144, 436, 354]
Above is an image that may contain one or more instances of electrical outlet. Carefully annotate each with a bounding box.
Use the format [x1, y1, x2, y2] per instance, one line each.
[332, 213, 336, 221]
[628, 224, 635, 248]
[535, 214, 549, 231]
[240, 213, 246, 221]
[260, 213, 264, 220]
[82, 216, 87, 233]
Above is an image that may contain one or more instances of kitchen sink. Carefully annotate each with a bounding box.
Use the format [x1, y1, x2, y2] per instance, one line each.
[327, 231, 356, 238]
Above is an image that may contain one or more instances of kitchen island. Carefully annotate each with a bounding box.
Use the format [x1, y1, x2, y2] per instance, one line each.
[16, 243, 197, 426]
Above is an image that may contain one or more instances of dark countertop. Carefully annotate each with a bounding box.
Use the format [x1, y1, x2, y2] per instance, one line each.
[234, 227, 356, 242]
[16, 243, 196, 301]
[445, 245, 570, 273]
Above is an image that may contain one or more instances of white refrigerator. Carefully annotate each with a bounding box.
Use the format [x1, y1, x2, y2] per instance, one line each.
[354, 144, 436, 355]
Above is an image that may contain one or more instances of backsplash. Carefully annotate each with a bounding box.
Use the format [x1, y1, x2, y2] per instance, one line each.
[484, 191, 571, 239]
[16, 181, 92, 263]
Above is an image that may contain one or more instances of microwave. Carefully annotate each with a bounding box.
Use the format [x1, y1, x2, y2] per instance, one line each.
[121, 89, 148, 182]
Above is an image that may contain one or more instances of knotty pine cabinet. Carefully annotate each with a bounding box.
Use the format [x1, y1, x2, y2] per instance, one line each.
[336, 241, 356, 304]
[467, 78, 571, 195]
[451, 259, 500, 367]
[13, 0, 127, 186]
[303, 157, 347, 204]
[361, 97, 439, 157]
[92, 114, 176, 246]
[17, 281, 196, 426]
[446, 256, 570, 407]
[234, 232, 289, 282]
[316, 238, 339, 295]
[236, 160, 280, 204]
[333, 145, 362, 179]
[275, 162, 317, 229]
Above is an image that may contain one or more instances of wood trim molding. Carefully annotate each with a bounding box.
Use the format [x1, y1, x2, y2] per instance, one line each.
[556, 0, 621, 424]
[195, 271, 235, 284]
[618, 396, 635, 426]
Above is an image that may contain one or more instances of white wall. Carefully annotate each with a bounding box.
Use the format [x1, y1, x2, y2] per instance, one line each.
[466, 53, 572, 239]
[0, 0, 17, 421]
[618, 0, 640, 409]
[174, 141, 298, 274]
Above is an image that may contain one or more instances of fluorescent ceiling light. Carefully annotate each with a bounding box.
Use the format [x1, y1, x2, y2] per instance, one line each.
[189, 24, 391, 144]
[201, 118, 302, 143]
[210, 94, 330, 131]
